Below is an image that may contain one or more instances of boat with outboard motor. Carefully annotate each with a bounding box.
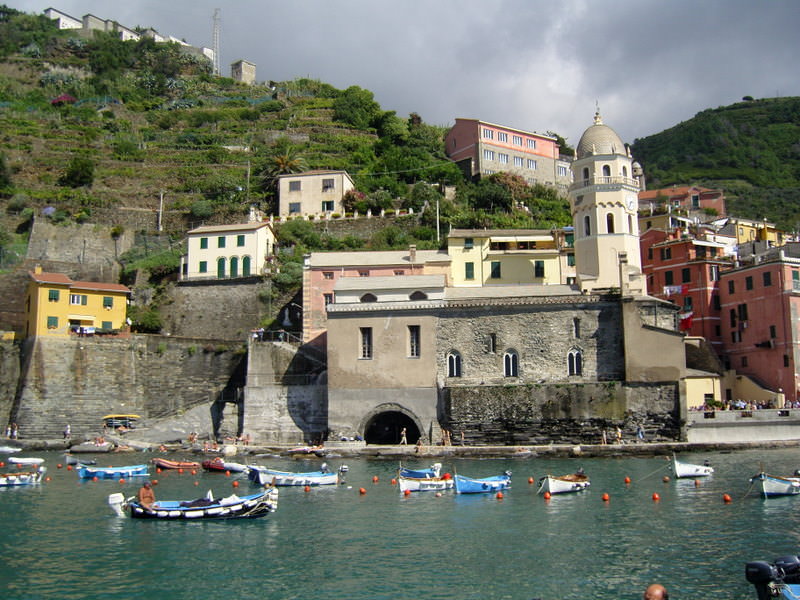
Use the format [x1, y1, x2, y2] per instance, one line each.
[746, 553, 800, 599]
[151, 458, 200, 470]
[108, 487, 278, 520]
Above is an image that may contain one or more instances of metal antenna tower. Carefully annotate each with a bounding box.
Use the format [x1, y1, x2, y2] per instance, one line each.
[212, 8, 220, 76]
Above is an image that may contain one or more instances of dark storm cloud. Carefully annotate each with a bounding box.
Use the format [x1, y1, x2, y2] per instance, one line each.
[7, 0, 799, 146]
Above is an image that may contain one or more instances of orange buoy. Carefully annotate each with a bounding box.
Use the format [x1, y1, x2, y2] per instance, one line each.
[152, 479, 158, 486]
[435, 492, 442, 498]
[624, 476, 631, 484]
[662, 475, 670, 483]
[496, 491, 504, 500]
[359, 487, 366, 495]
[404, 489, 411, 497]
[56, 463, 62, 469]
[225, 470, 231, 477]
[304, 485, 311, 493]
[442, 473, 451, 480]
[194, 481, 199, 486]
[528, 477, 534, 484]
[0, 461, 4, 468]
[17, 463, 23, 469]
[45, 476, 51, 482]
[694, 479, 701, 487]
[156, 468, 162, 474]
[602, 493, 610, 502]
[66, 465, 72, 471]
[652, 492, 660, 501]
[232, 480, 239, 488]
[178, 468, 184, 474]
[372, 475, 379, 483]
[391, 478, 397, 485]
[119, 478, 126, 484]
[191, 469, 196, 476]
[93, 476, 99, 482]
[722, 493, 732, 503]
[543, 491, 551, 500]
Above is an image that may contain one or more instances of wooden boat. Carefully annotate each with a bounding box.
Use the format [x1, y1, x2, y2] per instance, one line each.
[202, 457, 249, 473]
[672, 454, 714, 478]
[152, 458, 200, 470]
[398, 462, 441, 479]
[537, 472, 590, 495]
[398, 474, 453, 493]
[454, 472, 511, 494]
[0, 466, 46, 487]
[286, 445, 328, 457]
[750, 472, 800, 498]
[247, 465, 339, 486]
[8, 457, 45, 466]
[77, 464, 149, 479]
[108, 487, 278, 520]
[70, 441, 114, 453]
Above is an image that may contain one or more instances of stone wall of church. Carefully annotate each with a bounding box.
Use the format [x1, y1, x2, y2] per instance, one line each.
[436, 299, 624, 384]
[443, 380, 681, 445]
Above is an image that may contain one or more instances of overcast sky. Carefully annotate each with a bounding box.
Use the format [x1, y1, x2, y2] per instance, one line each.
[8, 1, 799, 147]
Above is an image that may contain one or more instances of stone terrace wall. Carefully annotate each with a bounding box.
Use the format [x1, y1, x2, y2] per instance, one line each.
[0, 341, 20, 430]
[444, 381, 680, 445]
[13, 335, 245, 439]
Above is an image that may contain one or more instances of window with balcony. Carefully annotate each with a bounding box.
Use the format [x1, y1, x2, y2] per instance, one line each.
[323, 293, 333, 306]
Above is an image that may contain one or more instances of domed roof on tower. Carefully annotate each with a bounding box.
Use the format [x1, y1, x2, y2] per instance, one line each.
[576, 109, 626, 159]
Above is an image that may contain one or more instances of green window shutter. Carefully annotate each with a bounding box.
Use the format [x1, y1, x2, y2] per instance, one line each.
[218, 236, 226, 248]
[48, 289, 60, 301]
[81, 295, 87, 305]
[199, 261, 207, 273]
[465, 262, 474, 280]
[103, 296, 113, 308]
[200, 237, 208, 249]
[101, 321, 112, 330]
[47, 316, 58, 328]
[237, 235, 245, 247]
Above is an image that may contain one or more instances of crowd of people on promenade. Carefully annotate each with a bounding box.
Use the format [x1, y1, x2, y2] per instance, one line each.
[690, 399, 788, 411]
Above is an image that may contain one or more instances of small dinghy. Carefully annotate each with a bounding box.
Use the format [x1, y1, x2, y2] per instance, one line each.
[201, 457, 248, 473]
[109, 487, 278, 520]
[0, 446, 21, 454]
[398, 473, 454, 493]
[750, 472, 800, 498]
[247, 463, 342, 486]
[537, 470, 590, 495]
[454, 472, 511, 494]
[0, 466, 46, 487]
[152, 458, 200, 470]
[672, 454, 714, 478]
[77, 464, 149, 480]
[64, 454, 95, 466]
[8, 457, 44, 466]
[398, 462, 441, 479]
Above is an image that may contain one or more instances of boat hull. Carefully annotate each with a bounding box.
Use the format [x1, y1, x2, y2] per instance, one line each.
[126, 488, 278, 520]
[248, 467, 337, 487]
[0, 467, 45, 487]
[750, 472, 800, 498]
[202, 458, 248, 473]
[78, 464, 149, 479]
[152, 458, 200, 470]
[673, 456, 713, 478]
[537, 475, 590, 495]
[454, 474, 510, 494]
[398, 463, 441, 479]
[398, 475, 453, 493]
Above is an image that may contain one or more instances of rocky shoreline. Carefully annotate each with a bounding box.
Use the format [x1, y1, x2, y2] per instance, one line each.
[6, 437, 800, 460]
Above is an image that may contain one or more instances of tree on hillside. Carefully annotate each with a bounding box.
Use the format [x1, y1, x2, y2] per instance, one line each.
[58, 156, 94, 188]
[333, 86, 382, 129]
[0, 152, 11, 188]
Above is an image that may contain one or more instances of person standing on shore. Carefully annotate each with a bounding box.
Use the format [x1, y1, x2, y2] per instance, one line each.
[63, 424, 71, 439]
[399, 427, 407, 445]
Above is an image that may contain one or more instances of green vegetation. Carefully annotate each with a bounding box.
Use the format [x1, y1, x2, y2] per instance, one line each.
[631, 97, 800, 229]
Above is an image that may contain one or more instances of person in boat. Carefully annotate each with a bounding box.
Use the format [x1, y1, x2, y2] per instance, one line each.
[137, 481, 156, 511]
[643, 583, 668, 599]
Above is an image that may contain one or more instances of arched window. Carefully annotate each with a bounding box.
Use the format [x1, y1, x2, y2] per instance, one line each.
[584, 215, 591, 237]
[230, 256, 239, 278]
[602, 164, 611, 177]
[242, 256, 251, 277]
[217, 257, 226, 279]
[568, 348, 583, 376]
[410, 291, 428, 301]
[447, 352, 462, 377]
[622, 165, 628, 177]
[606, 213, 615, 234]
[582, 167, 590, 181]
[503, 350, 519, 377]
[360, 293, 377, 303]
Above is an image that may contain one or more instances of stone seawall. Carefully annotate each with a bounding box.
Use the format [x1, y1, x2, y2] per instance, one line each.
[0, 341, 20, 431]
[12, 335, 245, 439]
[444, 381, 680, 445]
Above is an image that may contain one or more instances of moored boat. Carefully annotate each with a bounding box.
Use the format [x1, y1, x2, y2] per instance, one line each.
[0, 466, 46, 487]
[750, 472, 800, 498]
[672, 454, 714, 478]
[202, 457, 248, 473]
[109, 487, 278, 520]
[398, 474, 454, 493]
[746, 553, 800, 600]
[8, 457, 45, 466]
[77, 464, 149, 479]
[0, 445, 21, 454]
[152, 458, 200, 470]
[398, 462, 441, 479]
[454, 472, 511, 494]
[70, 441, 114, 453]
[247, 464, 340, 486]
[537, 472, 590, 495]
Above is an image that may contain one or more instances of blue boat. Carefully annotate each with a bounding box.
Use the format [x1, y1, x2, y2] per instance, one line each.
[77, 464, 149, 479]
[247, 465, 339, 486]
[398, 462, 441, 479]
[454, 472, 511, 494]
[746, 554, 800, 599]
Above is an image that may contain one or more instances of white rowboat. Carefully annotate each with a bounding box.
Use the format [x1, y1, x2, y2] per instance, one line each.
[672, 455, 713, 478]
[537, 474, 590, 495]
[750, 472, 800, 498]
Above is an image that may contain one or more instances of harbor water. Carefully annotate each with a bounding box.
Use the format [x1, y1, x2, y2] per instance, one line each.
[1, 447, 798, 599]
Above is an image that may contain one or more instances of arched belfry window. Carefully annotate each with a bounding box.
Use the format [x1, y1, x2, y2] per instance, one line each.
[568, 348, 583, 376]
[606, 213, 615, 234]
[582, 167, 590, 181]
[447, 351, 462, 377]
[622, 165, 628, 177]
[360, 293, 377, 303]
[410, 291, 427, 301]
[503, 350, 519, 377]
[584, 215, 591, 237]
[602, 164, 611, 177]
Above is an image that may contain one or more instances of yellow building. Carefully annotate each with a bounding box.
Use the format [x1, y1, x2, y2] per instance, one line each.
[25, 267, 130, 338]
[447, 228, 568, 286]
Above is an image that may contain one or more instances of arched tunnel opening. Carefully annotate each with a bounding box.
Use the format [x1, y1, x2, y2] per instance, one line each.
[364, 411, 420, 445]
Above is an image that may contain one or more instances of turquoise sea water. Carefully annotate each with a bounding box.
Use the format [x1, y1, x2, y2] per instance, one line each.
[0, 447, 798, 599]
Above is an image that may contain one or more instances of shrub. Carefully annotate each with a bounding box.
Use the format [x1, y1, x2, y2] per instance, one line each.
[59, 156, 94, 188]
[190, 200, 215, 218]
[128, 306, 162, 333]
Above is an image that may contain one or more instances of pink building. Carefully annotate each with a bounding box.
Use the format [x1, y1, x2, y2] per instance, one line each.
[640, 228, 731, 348]
[719, 245, 800, 404]
[302, 247, 451, 350]
[639, 185, 726, 217]
[444, 118, 571, 187]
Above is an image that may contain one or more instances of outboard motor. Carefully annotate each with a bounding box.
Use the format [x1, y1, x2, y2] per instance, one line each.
[108, 492, 126, 517]
[746, 555, 800, 600]
[775, 556, 800, 583]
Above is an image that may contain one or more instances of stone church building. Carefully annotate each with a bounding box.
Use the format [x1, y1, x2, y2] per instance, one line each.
[321, 112, 687, 446]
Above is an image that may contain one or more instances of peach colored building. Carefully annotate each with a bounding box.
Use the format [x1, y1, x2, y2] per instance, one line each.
[302, 247, 451, 350]
[639, 185, 727, 217]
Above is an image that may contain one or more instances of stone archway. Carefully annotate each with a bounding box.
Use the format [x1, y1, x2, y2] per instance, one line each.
[360, 404, 422, 445]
